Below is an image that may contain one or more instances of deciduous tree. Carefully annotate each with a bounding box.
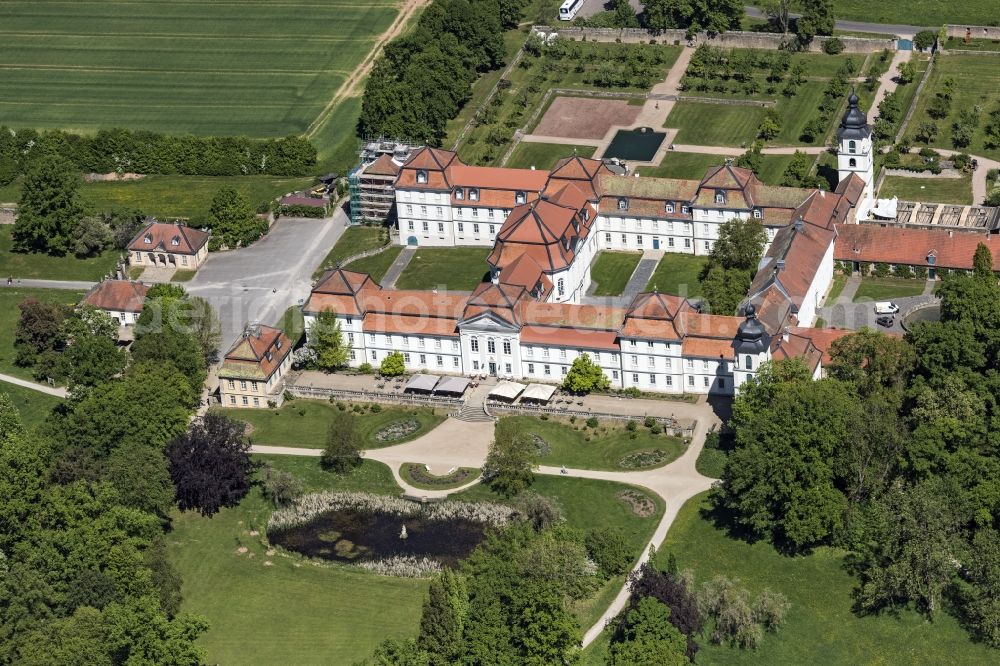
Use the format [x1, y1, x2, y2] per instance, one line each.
[562, 353, 610, 393]
[321, 409, 363, 473]
[207, 186, 267, 249]
[483, 418, 536, 498]
[12, 154, 85, 255]
[166, 413, 253, 516]
[311, 309, 351, 371]
[380, 351, 406, 377]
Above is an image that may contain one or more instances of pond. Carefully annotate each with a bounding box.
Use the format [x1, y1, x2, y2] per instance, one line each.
[602, 127, 666, 162]
[902, 303, 941, 330]
[269, 509, 487, 568]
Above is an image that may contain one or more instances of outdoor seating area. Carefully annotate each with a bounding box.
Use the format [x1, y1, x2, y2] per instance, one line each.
[488, 380, 526, 402]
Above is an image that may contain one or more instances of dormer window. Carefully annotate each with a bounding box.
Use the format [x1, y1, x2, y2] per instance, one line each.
[848, 140, 857, 154]
[143, 234, 152, 243]
[665, 202, 674, 213]
[455, 188, 464, 200]
[618, 198, 628, 210]
[515, 191, 526, 204]
[927, 253, 937, 265]
[753, 209, 762, 219]
[171, 236, 180, 246]
[266, 351, 273, 362]
[275, 339, 282, 349]
[416, 169, 428, 184]
[468, 188, 478, 201]
[715, 191, 726, 205]
[582, 209, 589, 221]
[681, 205, 690, 214]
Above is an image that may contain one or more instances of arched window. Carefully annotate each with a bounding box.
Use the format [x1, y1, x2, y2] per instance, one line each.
[849, 158, 857, 168]
[745, 355, 753, 370]
[848, 140, 856, 154]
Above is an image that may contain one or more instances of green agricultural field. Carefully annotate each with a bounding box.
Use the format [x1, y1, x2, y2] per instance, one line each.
[500, 415, 687, 471]
[314, 226, 388, 279]
[879, 175, 974, 205]
[0, 287, 85, 379]
[646, 254, 707, 298]
[826, 0, 998, 26]
[168, 460, 426, 666]
[506, 142, 597, 170]
[345, 245, 403, 283]
[0, 382, 62, 431]
[215, 400, 447, 449]
[590, 251, 642, 296]
[395, 247, 490, 291]
[907, 53, 1000, 161]
[0, 226, 119, 281]
[852, 277, 927, 302]
[642, 493, 994, 665]
[0, 1, 399, 144]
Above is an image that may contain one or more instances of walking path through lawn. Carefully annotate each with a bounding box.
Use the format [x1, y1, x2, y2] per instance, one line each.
[251, 396, 725, 649]
[379, 247, 415, 289]
[871, 49, 911, 118]
[0, 372, 67, 398]
[583, 251, 662, 307]
[835, 275, 861, 305]
[6, 279, 97, 291]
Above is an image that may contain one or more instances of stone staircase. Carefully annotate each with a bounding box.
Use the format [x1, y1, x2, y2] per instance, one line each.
[452, 381, 495, 423]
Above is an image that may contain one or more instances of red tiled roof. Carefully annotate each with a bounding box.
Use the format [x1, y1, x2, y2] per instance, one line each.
[682, 337, 734, 359]
[314, 268, 377, 295]
[450, 164, 549, 192]
[220, 325, 292, 381]
[789, 326, 857, 364]
[82, 280, 148, 313]
[127, 221, 209, 255]
[519, 302, 625, 330]
[770, 331, 822, 372]
[363, 313, 459, 338]
[519, 325, 620, 351]
[834, 224, 1000, 271]
[463, 282, 529, 325]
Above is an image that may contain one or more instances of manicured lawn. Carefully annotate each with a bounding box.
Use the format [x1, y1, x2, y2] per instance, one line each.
[645, 253, 707, 298]
[879, 175, 974, 205]
[590, 251, 642, 296]
[757, 154, 796, 186]
[852, 277, 926, 303]
[0, 226, 119, 281]
[216, 399, 447, 449]
[639, 152, 726, 179]
[170, 269, 197, 282]
[394, 247, 490, 291]
[314, 226, 387, 279]
[0, 382, 62, 431]
[400, 463, 481, 491]
[274, 306, 305, 345]
[908, 53, 1000, 160]
[635, 492, 995, 665]
[345, 245, 402, 283]
[943, 37, 1000, 52]
[0, 287, 84, 379]
[667, 102, 768, 147]
[500, 415, 687, 471]
[506, 142, 596, 170]
[168, 460, 425, 666]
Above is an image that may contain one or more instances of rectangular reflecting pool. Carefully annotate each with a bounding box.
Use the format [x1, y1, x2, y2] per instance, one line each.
[602, 127, 666, 162]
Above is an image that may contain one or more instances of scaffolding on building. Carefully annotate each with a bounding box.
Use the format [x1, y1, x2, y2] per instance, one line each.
[348, 137, 420, 225]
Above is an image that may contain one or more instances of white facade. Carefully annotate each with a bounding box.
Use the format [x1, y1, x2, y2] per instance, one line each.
[395, 188, 517, 248]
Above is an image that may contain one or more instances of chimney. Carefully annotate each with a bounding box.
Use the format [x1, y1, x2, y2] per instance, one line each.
[819, 190, 825, 198]
[948, 230, 953, 237]
[794, 217, 804, 232]
[782, 327, 790, 342]
[530, 165, 535, 170]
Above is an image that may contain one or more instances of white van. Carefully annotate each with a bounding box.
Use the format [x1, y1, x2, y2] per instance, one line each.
[874, 302, 899, 315]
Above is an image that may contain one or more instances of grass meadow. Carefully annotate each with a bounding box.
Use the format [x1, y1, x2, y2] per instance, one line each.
[646, 254, 708, 298]
[345, 245, 403, 284]
[314, 226, 387, 278]
[505, 142, 597, 170]
[0, 226, 119, 281]
[879, 174, 974, 205]
[0, 382, 62, 431]
[0, 1, 398, 141]
[852, 277, 927, 303]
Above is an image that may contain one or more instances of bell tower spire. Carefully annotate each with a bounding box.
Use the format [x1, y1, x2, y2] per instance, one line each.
[837, 90, 874, 219]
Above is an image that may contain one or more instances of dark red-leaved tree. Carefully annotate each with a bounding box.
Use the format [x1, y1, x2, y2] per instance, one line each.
[166, 413, 253, 516]
[613, 562, 703, 660]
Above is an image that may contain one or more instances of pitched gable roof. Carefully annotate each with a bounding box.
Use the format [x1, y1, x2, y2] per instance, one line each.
[82, 280, 149, 313]
[363, 153, 401, 177]
[127, 221, 209, 255]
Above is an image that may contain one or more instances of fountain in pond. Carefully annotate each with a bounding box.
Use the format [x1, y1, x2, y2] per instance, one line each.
[400, 524, 408, 539]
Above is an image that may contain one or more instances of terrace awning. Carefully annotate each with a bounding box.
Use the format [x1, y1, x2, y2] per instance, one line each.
[404, 374, 440, 393]
[521, 383, 556, 403]
[434, 376, 470, 395]
[489, 381, 526, 401]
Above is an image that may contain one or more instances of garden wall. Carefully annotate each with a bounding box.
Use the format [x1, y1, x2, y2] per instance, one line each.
[535, 27, 895, 54]
[946, 25, 1000, 40]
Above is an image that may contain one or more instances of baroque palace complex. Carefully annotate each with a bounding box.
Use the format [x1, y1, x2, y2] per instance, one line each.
[304, 96, 876, 396]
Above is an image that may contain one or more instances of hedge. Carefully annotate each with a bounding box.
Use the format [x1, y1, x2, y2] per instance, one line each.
[278, 204, 328, 218]
[0, 126, 317, 180]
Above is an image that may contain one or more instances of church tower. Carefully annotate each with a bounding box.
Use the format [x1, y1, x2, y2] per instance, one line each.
[837, 91, 874, 219]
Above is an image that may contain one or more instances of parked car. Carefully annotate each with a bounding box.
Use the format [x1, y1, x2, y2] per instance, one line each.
[874, 301, 900, 315]
[876, 315, 895, 328]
